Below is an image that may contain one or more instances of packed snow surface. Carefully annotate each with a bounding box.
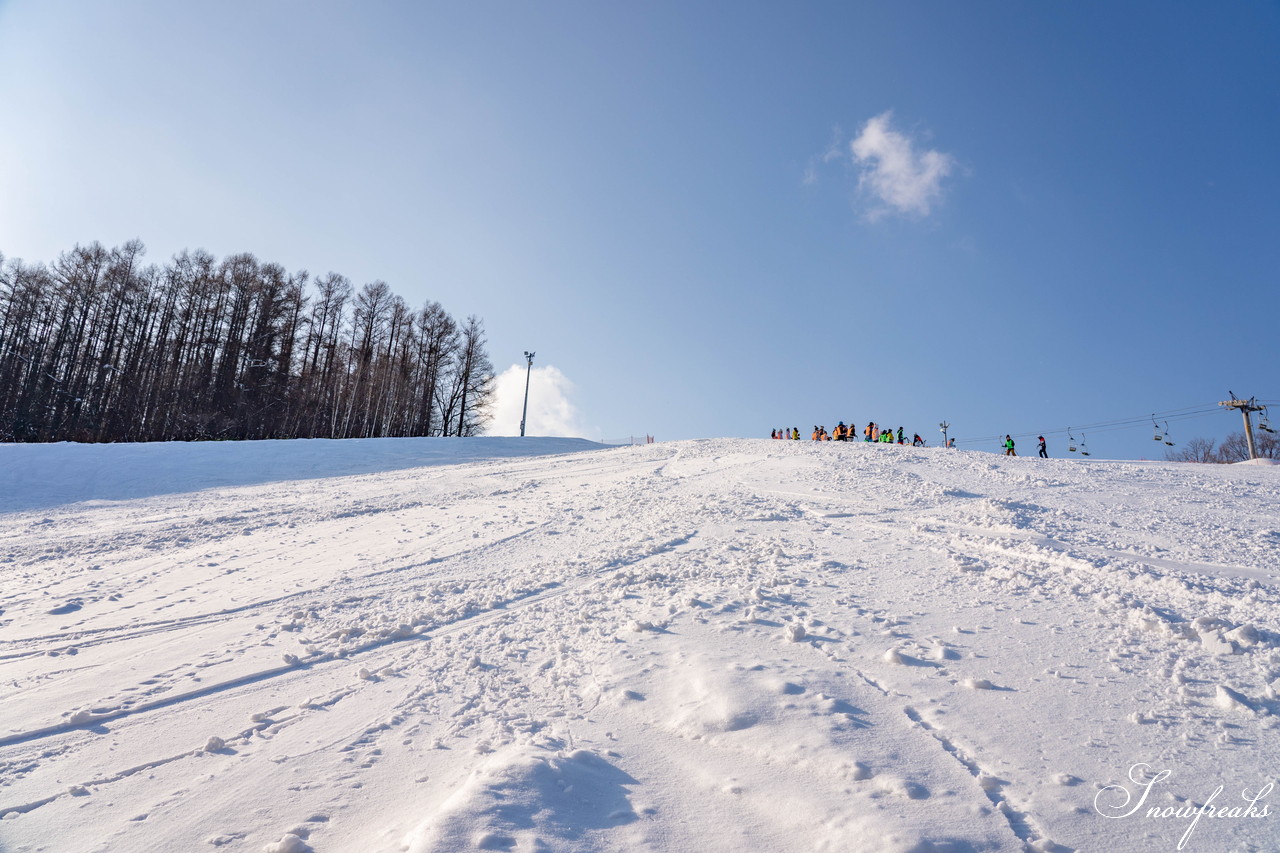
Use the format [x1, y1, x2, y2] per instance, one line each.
[2, 437, 1279, 852]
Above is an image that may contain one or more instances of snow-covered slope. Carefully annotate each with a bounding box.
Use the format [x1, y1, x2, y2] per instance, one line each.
[1, 438, 1278, 852]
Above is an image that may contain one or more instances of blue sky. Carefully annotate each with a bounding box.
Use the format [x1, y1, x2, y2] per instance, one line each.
[1, 1, 1277, 457]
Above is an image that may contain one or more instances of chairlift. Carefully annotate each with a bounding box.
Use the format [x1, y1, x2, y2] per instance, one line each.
[1079, 433, 1091, 456]
[1067, 428, 1078, 453]
[1151, 414, 1163, 442]
[1260, 407, 1275, 434]
[1162, 422, 1174, 446]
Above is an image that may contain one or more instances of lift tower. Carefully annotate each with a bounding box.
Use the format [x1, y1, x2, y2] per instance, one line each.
[1219, 392, 1263, 460]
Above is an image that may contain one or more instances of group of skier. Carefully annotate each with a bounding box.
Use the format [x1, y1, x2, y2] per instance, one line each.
[768, 425, 1049, 457]
[1004, 435, 1050, 458]
[771, 422, 934, 447]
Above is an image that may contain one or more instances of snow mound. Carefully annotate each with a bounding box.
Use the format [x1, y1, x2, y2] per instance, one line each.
[262, 834, 312, 853]
[1214, 684, 1254, 713]
[401, 745, 640, 853]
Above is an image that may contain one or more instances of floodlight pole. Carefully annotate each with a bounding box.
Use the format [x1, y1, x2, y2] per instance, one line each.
[519, 351, 535, 437]
[1219, 393, 1262, 460]
[939, 421, 950, 448]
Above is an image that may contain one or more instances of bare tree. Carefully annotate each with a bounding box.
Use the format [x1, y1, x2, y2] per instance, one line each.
[452, 315, 495, 437]
[1165, 431, 1279, 463]
[0, 242, 494, 444]
[411, 301, 457, 437]
[1218, 430, 1280, 462]
[1164, 436, 1219, 463]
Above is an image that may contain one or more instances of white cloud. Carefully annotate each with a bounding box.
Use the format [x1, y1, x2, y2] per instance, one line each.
[485, 363, 588, 437]
[850, 111, 954, 218]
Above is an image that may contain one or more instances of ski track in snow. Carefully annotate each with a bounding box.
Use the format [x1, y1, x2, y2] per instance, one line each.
[1, 437, 1279, 852]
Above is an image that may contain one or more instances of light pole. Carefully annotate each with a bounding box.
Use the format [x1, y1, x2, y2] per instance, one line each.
[939, 421, 950, 448]
[519, 351, 535, 437]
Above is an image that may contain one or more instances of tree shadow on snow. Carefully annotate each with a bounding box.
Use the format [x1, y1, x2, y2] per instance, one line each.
[0, 437, 608, 514]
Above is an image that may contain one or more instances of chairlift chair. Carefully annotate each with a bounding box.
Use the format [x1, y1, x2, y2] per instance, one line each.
[1079, 433, 1091, 456]
[1260, 408, 1275, 434]
[1152, 415, 1163, 442]
[1163, 422, 1174, 446]
[1067, 428, 1078, 453]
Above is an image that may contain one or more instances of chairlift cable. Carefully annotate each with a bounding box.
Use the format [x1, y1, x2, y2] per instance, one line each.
[951, 402, 1223, 447]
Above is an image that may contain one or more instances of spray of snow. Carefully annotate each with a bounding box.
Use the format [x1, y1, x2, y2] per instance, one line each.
[487, 363, 588, 437]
